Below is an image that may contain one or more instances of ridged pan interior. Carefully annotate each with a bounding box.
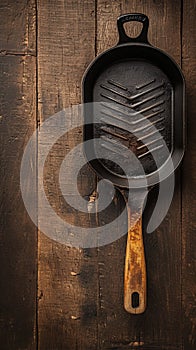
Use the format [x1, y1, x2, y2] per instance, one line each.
[92, 60, 173, 178]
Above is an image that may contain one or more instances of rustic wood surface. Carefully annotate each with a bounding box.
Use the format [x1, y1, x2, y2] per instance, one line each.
[0, 0, 195, 349]
[0, 1, 37, 349]
[37, 1, 98, 349]
[182, 1, 196, 349]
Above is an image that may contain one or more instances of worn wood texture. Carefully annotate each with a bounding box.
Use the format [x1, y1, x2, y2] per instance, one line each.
[182, 1, 196, 349]
[0, 0, 195, 349]
[0, 0, 36, 55]
[96, 0, 183, 349]
[37, 1, 98, 349]
[0, 1, 37, 349]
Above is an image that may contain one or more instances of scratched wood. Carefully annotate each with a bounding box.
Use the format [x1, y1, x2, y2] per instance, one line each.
[0, 1, 37, 349]
[0, 0, 36, 54]
[182, 1, 196, 349]
[96, 1, 183, 349]
[1, 1, 196, 349]
[37, 1, 98, 349]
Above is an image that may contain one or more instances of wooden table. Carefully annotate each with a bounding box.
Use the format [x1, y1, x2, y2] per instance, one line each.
[0, 0, 195, 349]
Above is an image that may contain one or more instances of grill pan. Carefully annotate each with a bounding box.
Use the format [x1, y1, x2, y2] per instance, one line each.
[82, 13, 185, 314]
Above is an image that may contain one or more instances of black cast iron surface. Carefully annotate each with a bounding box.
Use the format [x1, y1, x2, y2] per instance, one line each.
[83, 13, 185, 189]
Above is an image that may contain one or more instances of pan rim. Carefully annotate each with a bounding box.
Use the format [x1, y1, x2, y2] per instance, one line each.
[82, 42, 185, 88]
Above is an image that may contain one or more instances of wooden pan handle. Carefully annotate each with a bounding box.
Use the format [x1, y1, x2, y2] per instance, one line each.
[124, 205, 146, 314]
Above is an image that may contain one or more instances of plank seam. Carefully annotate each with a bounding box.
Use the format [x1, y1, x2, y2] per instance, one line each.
[95, 0, 98, 57]
[35, 0, 39, 349]
[180, 1, 184, 349]
[180, 0, 183, 67]
[0, 50, 36, 57]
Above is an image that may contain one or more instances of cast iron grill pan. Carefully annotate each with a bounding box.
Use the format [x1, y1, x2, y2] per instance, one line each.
[82, 13, 185, 314]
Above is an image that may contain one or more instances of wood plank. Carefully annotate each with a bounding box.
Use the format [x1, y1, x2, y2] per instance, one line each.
[182, 1, 196, 349]
[37, 1, 98, 349]
[96, 1, 182, 348]
[0, 1, 37, 349]
[0, 0, 36, 54]
[0, 55, 37, 349]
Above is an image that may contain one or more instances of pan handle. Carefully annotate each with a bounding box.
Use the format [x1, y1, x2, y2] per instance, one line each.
[122, 190, 147, 314]
[117, 13, 149, 44]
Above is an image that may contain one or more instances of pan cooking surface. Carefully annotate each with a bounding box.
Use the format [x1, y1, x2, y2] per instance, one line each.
[92, 60, 173, 177]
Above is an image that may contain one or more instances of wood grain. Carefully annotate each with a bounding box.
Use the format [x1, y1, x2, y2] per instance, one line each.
[0, 0, 195, 349]
[96, 0, 183, 348]
[182, 1, 196, 349]
[0, 0, 36, 55]
[0, 1, 37, 349]
[0, 55, 37, 350]
[37, 1, 98, 349]
[124, 195, 147, 314]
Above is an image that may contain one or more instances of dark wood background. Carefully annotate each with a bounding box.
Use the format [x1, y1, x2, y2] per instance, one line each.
[0, 0, 195, 349]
